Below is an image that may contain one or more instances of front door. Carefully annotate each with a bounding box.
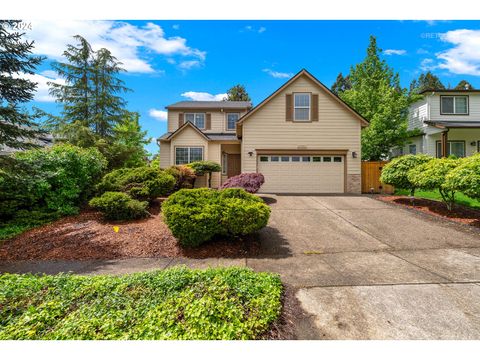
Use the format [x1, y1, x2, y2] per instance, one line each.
[227, 154, 241, 178]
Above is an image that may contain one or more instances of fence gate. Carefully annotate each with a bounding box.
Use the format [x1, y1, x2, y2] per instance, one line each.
[361, 161, 394, 194]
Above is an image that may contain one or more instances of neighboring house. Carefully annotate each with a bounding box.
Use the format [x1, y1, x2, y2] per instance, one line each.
[399, 88, 480, 158]
[0, 132, 53, 155]
[158, 69, 368, 193]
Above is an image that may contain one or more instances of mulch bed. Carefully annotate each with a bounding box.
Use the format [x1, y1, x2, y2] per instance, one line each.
[0, 199, 260, 261]
[377, 195, 480, 227]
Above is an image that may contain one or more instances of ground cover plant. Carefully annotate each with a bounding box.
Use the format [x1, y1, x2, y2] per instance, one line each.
[221, 173, 265, 193]
[0, 267, 282, 340]
[162, 188, 270, 247]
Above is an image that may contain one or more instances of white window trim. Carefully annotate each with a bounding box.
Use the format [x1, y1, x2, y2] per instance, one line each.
[222, 153, 228, 175]
[185, 113, 206, 129]
[175, 146, 204, 165]
[293, 93, 311, 121]
[435, 140, 465, 158]
[440, 96, 469, 115]
[226, 113, 240, 131]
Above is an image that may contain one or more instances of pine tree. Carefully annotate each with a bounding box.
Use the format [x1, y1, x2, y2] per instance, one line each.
[225, 84, 251, 102]
[0, 20, 45, 153]
[409, 71, 445, 94]
[331, 73, 352, 94]
[339, 35, 411, 160]
[454, 80, 475, 90]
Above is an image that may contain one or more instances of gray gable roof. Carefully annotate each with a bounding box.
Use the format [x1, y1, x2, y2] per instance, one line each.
[166, 101, 252, 109]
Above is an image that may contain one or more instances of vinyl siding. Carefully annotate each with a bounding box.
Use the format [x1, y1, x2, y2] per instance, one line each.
[408, 98, 428, 131]
[241, 75, 362, 176]
[168, 109, 248, 133]
[159, 141, 171, 168]
[429, 93, 480, 121]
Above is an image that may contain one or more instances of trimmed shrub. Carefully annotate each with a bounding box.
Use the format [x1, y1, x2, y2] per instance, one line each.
[445, 153, 480, 200]
[162, 188, 270, 247]
[408, 157, 460, 210]
[220, 173, 265, 194]
[187, 160, 221, 188]
[164, 165, 196, 191]
[380, 154, 432, 196]
[89, 192, 149, 220]
[96, 166, 175, 201]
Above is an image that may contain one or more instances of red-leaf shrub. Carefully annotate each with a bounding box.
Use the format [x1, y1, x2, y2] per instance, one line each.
[221, 173, 265, 193]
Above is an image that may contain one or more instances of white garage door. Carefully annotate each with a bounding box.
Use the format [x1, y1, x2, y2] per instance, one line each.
[257, 154, 345, 193]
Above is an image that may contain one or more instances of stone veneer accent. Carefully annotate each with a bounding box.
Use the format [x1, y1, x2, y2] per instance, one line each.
[347, 174, 361, 194]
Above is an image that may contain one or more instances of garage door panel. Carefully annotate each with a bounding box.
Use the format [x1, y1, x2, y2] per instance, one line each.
[258, 155, 344, 193]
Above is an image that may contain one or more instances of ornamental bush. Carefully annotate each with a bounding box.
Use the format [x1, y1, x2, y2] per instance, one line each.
[187, 160, 221, 188]
[220, 173, 265, 194]
[164, 165, 196, 191]
[162, 188, 270, 247]
[96, 166, 175, 201]
[408, 157, 460, 210]
[380, 154, 432, 196]
[445, 153, 480, 200]
[0, 144, 107, 218]
[89, 191, 149, 220]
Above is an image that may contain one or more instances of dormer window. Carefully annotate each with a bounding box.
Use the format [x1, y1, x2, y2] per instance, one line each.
[440, 96, 468, 115]
[185, 113, 206, 128]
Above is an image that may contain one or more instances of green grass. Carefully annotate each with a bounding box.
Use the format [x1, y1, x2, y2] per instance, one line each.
[395, 189, 480, 210]
[0, 267, 282, 340]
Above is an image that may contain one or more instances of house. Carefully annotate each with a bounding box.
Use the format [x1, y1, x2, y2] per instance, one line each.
[400, 88, 480, 158]
[158, 69, 368, 193]
[0, 131, 53, 155]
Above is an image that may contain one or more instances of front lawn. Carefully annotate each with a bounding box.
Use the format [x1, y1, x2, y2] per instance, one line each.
[395, 189, 480, 210]
[0, 267, 282, 340]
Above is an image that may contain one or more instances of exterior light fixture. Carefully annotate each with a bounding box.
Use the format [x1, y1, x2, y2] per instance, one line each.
[248, 151, 254, 157]
[352, 151, 357, 158]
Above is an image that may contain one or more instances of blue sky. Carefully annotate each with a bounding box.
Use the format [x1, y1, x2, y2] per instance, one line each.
[24, 20, 480, 154]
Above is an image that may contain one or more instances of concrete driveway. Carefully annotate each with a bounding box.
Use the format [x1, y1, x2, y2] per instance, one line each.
[248, 195, 480, 339]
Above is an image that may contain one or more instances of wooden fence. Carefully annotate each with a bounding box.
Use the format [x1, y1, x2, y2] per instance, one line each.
[361, 161, 395, 194]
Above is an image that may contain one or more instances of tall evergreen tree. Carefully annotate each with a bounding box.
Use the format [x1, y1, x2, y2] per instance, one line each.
[454, 80, 475, 90]
[331, 73, 352, 95]
[409, 71, 445, 94]
[225, 84, 251, 101]
[0, 20, 45, 153]
[339, 35, 411, 160]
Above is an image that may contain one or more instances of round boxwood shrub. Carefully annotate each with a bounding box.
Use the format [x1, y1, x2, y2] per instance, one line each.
[380, 154, 432, 196]
[89, 191, 149, 220]
[162, 188, 270, 247]
[220, 173, 265, 194]
[96, 166, 175, 201]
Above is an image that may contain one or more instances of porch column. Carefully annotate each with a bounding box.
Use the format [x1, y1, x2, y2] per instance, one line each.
[441, 130, 448, 158]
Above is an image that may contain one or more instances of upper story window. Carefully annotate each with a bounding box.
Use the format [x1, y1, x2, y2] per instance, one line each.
[226, 113, 240, 131]
[294, 93, 310, 121]
[440, 96, 468, 115]
[185, 113, 206, 128]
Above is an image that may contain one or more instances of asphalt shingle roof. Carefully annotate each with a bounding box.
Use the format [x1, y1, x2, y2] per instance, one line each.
[165, 101, 252, 109]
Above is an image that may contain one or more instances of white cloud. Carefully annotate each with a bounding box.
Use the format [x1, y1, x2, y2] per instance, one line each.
[172, 24, 180, 30]
[417, 48, 429, 55]
[435, 29, 480, 75]
[181, 92, 227, 101]
[26, 20, 206, 73]
[242, 25, 266, 34]
[420, 58, 436, 71]
[149, 109, 168, 121]
[178, 60, 201, 70]
[258, 27, 267, 33]
[262, 68, 292, 79]
[384, 49, 407, 56]
[11, 70, 65, 102]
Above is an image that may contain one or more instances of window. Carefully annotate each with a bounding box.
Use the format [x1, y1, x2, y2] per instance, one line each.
[259, 156, 269, 162]
[312, 156, 321, 162]
[175, 147, 203, 165]
[294, 93, 310, 121]
[409, 144, 417, 155]
[323, 156, 332, 162]
[271, 156, 279, 162]
[185, 113, 206, 128]
[281, 156, 290, 162]
[436, 141, 465, 158]
[333, 157, 342, 163]
[302, 156, 311, 162]
[291, 156, 300, 162]
[441, 96, 468, 115]
[222, 153, 227, 175]
[226, 113, 240, 131]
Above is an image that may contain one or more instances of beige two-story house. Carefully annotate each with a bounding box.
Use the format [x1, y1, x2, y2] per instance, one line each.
[158, 69, 368, 193]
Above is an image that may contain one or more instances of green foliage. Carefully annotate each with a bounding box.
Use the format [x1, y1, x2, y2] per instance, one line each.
[445, 153, 480, 200]
[96, 166, 175, 201]
[162, 188, 270, 247]
[0, 144, 107, 219]
[188, 160, 221, 188]
[408, 157, 459, 210]
[330, 72, 351, 94]
[225, 84, 251, 102]
[394, 188, 480, 210]
[0, 210, 61, 240]
[380, 154, 432, 196]
[0, 267, 282, 340]
[454, 80, 474, 90]
[0, 20, 46, 154]
[339, 36, 413, 160]
[89, 192, 148, 220]
[163, 165, 196, 191]
[409, 71, 445, 94]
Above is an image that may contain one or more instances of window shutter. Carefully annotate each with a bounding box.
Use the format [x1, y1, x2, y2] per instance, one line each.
[311, 94, 319, 121]
[178, 113, 184, 127]
[206, 113, 211, 130]
[286, 94, 293, 121]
